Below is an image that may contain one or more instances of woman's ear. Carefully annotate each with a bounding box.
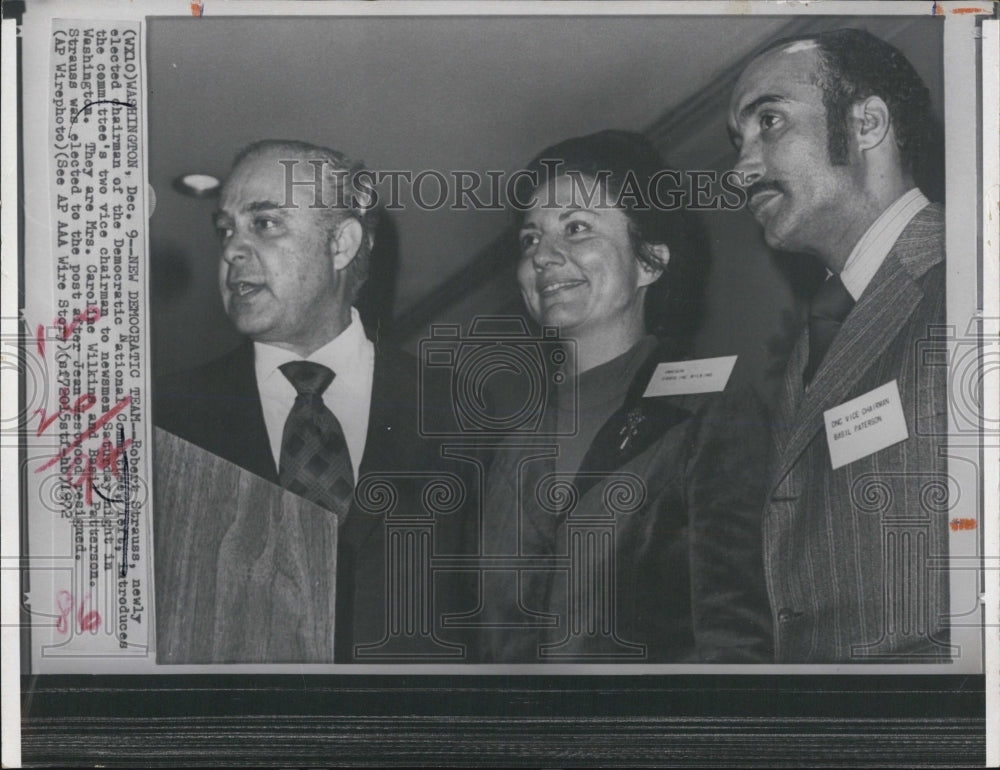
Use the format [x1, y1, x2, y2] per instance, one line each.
[329, 217, 364, 271]
[637, 243, 669, 287]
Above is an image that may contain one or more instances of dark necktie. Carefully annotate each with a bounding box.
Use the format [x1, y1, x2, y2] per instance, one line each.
[278, 361, 355, 517]
[803, 274, 855, 385]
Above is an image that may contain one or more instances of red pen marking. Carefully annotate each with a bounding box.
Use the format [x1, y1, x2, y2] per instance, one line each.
[36, 395, 131, 473]
[35, 306, 101, 357]
[190, 1, 204, 16]
[951, 7, 985, 12]
[34, 387, 97, 437]
[949, 518, 976, 531]
[33, 306, 132, 507]
[55, 590, 101, 634]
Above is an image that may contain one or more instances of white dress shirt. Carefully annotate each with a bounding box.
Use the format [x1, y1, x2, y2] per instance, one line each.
[838, 188, 930, 300]
[254, 307, 375, 481]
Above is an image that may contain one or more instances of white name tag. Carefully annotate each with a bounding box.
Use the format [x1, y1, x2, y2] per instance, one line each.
[823, 380, 909, 470]
[642, 355, 737, 397]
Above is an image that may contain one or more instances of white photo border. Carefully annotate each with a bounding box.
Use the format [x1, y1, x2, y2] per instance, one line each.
[3, 1, 996, 766]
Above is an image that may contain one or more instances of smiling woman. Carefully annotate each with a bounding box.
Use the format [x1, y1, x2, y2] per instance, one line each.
[517, 173, 662, 373]
[472, 130, 774, 664]
[514, 131, 709, 368]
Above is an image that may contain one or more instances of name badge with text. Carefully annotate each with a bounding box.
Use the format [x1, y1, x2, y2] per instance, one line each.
[642, 355, 737, 397]
[823, 380, 909, 470]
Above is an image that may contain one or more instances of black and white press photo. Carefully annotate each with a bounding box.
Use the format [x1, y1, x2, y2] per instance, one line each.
[5, 1, 996, 766]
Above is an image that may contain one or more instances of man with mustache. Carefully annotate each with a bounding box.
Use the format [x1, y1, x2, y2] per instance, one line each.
[154, 140, 459, 663]
[728, 29, 950, 662]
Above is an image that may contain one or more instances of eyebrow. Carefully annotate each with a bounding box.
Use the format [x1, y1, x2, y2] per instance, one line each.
[520, 205, 589, 228]
[737, 94, 788, 124]
[246, 200, 284, 213]
[212, 200, 285, 224]
[557, 206, 588, 221]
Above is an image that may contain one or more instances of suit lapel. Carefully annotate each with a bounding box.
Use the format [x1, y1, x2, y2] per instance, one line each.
[770, 204, 944, 490]
[340, 346, 415, 553]
[575, 343, 691, 498]
[220, 342, 277, 482]
[359, 347, 411, 472]
[772, 331, 808, 456]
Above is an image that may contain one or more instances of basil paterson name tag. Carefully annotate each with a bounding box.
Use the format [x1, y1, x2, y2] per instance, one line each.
[823, 380, 909, 470]
[642, 355, 737, 397]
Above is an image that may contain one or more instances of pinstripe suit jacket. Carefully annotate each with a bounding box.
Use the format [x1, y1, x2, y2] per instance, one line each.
[765, 204, 952, 663]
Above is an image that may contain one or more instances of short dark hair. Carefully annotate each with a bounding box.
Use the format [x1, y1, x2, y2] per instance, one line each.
[759, 28, 938, 184]
[230, 139, 377, 300]
[514, 129, 709, 349]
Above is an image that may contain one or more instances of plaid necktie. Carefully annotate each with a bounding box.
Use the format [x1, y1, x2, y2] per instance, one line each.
[804, 273, 855, 385]
[278, 361, 355, 518]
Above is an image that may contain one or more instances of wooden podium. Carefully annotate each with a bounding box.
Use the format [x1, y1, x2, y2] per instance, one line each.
[153, 428, 339, 664]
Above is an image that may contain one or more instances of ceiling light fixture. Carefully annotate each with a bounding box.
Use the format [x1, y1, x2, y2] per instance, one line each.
[173, 173, 221, 197]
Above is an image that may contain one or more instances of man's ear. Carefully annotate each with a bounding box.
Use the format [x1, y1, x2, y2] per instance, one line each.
[637, 243, 669, 288]
[852, 95, 892, 152]
[329, 217, 364, 271]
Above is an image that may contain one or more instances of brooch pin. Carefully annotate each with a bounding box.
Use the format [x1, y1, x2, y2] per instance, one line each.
[618, 408, 646, 450]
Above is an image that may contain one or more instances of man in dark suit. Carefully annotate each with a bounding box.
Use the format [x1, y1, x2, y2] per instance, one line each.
[728, 29, 951, 662]
[155, 140, 462, 662]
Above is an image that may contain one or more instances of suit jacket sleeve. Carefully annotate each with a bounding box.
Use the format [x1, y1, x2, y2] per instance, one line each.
[684, 386, 774, 662]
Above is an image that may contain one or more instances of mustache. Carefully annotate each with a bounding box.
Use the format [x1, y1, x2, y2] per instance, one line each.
[746, 180, 785, 200]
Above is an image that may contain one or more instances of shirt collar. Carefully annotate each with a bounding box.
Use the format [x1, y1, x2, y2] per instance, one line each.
[838, 188, 930, 301]
[254, 306, 368, 385]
